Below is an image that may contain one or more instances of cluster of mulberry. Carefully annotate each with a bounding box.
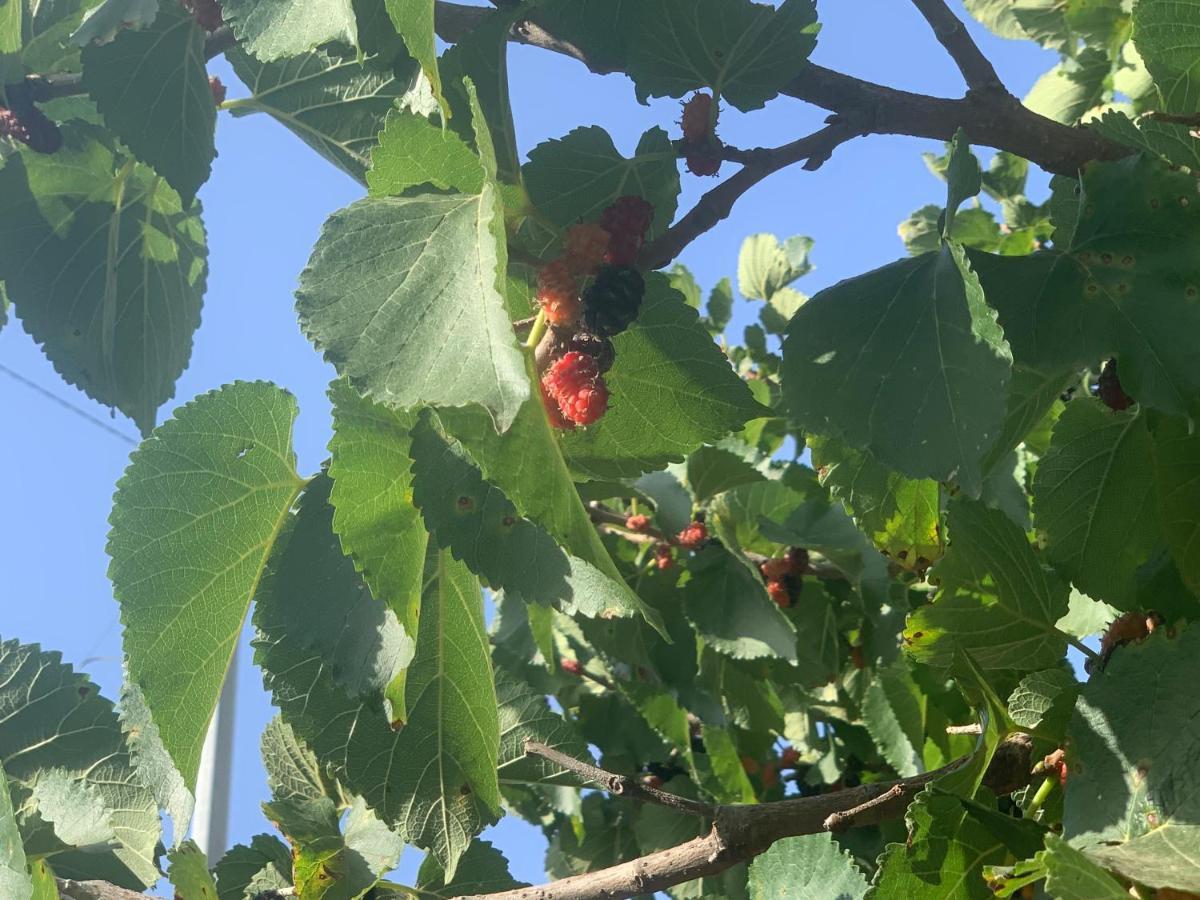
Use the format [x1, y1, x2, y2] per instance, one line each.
[536, 196, 654, 429]
[680, 91, 722, 177]
[0, 83, 62, 155]
[758, 547, 810, 609]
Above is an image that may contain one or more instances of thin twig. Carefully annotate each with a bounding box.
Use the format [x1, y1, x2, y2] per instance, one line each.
[1142, 110, 1200, 127]
[823, 783, 906, 832]
[588, 502, 676, 545]
[523, 740, 716, 818]
[945, 723, 983, 735]
[909, 0, 1005, 93]
[639, 123, 860, 270]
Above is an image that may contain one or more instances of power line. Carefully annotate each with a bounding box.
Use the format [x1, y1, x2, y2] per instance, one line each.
[0, 362, 138, 446]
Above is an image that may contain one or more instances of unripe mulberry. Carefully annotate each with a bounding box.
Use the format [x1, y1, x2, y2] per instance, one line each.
[560, 329, 615, 374]
[537, 260, 582, 327]
[561, 658, 583, 676]
[542, 351, 609, 427]
[583, 265, 646, 337]
[766, 579, 791, 608]
[209, 75, 227, 105]
[0, 107, 30, 144]
[604, 230, 643, 267]
[677, 521, 708, 549]
[654, 543, 674, 570]
[540, 381, 574, 430]
[681, 92, 716, 144]
[626, 514, 650, 532]
[601, 196, 654, 239]
[760, 557, 790, 580]
[1098, 359, 1133, 411]
[183, 0, 224, 31]
[686, 153, 722, 177]
[564, 223, 611, 275]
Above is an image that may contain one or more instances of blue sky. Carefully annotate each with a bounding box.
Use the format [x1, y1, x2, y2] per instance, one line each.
[0, 1, 1057, 888]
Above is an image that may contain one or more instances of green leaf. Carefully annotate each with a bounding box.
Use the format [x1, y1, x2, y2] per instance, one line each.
[0, 124, 206, 435]
[680, 546, 798, 662]
[526, 0, 634, 73]
[862, 657, 925, 778]
[871, 652, 1011, 897]
[701, 726, 756, 803]
[707, 277, 734, 333]
[905, 498, 1070, 674]
[1041, 834, 1130, 900]
[367, 109, 484, 197]
[0, 762, 33, 900]
[1133, 0, 1200, 112]
[409, 414, 664, 631]
[685, 441, 768, 503]
[119, 681, 194, 845]
[384, 0, 445, 118]
[221, 0, 357, 61]
[980, 156, 1200, 417]
[1065, 625, 1200, 892]
[108, 381, 303, 790]
[0, 0, 22, 81]
[435, 389, 631, 585]
[227, 47, 425, 184]
[1153, 415, 1200, 597]
[943, 129, 982, 236]
[1055, 588, 1120, 639]
[296, 186, 528, 430]
[1090, 109, 1200, 172]
[563, 275, 768, 479]
[737, 233, 813, 302]
[783, 242, 1012, 496]
[266, 795, 402, 900]
[414, 840, 526, 897]
[523, 126, 680, 241]
[626, 0, 820, 111]
[748, 833, 868, 900]
[1023, 48, 1109, 125]
[254, 484, 500, 877]
[809, 434, 942, 565]
[167, 841, 218, 900]
[327, 379, 427, 722]
[214, 835, 292, 900]
[1007, 668, 1077, 740]
[495, 671, 587, 787]
[1032, 401, 1159, 610]
[0, 639, 160, 888]
[71, 0, 158, 46]
[81, 3, 215, 204]
[23, 768, 117, 856]
[261, 717, 339, 805]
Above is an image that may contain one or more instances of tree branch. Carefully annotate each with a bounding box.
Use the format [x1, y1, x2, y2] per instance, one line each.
[909, 0, 1005, 93]
[55, 879, 151, 900]
[639, 123, 860, 270]
[456, 734, 1034, 900]
[432, 1, 1129, 177]
[524, 740, 716, 818]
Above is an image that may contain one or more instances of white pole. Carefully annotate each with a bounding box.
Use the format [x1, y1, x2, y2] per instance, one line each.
[191, 643, 237, 859]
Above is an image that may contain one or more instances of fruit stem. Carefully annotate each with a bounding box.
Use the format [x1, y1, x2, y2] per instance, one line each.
[1024, 773, 1056, 819]
[525, 309, 548, 350]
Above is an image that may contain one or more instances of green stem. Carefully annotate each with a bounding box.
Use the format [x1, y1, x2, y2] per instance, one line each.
[1025, 774, 1056, 820]
[525, 309, 548, 350]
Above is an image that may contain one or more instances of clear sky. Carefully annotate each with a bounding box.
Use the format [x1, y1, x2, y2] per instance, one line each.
[0, 0, 1057, 889]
